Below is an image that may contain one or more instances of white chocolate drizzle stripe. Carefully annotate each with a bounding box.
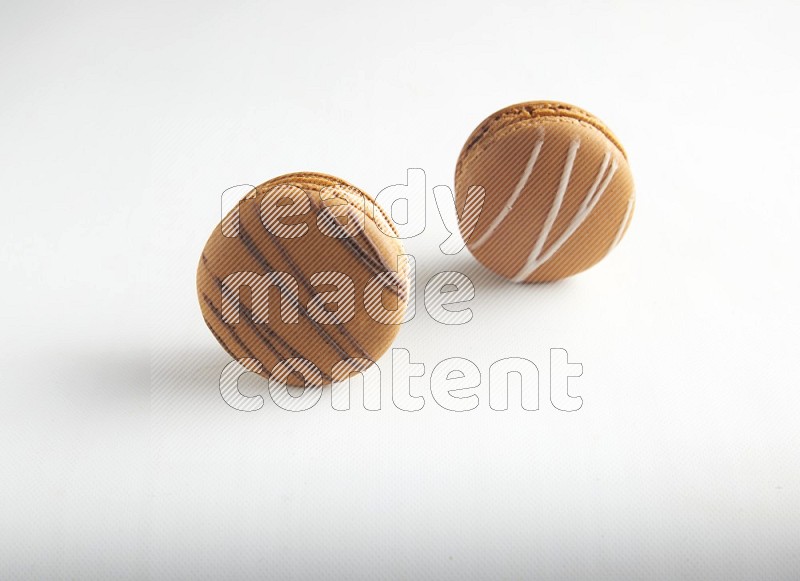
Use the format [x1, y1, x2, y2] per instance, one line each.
[612, 196, 635, 248]
[527, 139, 581, 266]
[470, 137, 544, 250]
[513, 146, 617, 282]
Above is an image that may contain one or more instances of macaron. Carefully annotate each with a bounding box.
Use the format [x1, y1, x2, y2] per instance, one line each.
[197, 172, 410, 387]
[454, 101, 635, 282]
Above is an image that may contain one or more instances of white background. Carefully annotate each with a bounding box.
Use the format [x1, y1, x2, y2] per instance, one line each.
[1, 0, 799, 578]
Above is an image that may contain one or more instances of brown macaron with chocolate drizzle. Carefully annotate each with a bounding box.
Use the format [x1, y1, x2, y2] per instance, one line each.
[197, 172, 410, 387]
[455, 101, 635, 282]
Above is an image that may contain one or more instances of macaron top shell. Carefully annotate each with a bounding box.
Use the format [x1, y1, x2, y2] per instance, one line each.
[455, 101, 635, 283]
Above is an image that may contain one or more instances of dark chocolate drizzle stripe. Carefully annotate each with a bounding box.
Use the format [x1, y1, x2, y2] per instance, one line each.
[295, 180, 405, 302]
[320, 207, 391, 273]
[202, 291, 334, 383]
[320, 206, 407, 303]
[244, 204, 374, 361]
[202, 254, 333, 381]
[204, 253, 309, 362]
[236, 210, 370, 362]
[201, 293, 265, 362]
[249, 174, 401, 286]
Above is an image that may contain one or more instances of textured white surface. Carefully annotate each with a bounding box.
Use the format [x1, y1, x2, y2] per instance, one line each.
[1, 0, 799, 578]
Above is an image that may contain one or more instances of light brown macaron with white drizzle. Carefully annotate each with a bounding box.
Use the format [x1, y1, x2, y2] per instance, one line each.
[455, 101, 635, 282]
